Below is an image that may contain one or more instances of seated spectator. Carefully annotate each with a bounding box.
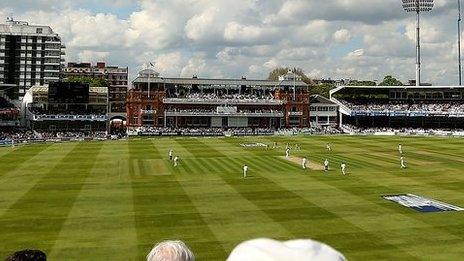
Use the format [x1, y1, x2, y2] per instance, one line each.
[147, 240, 195, 261]
[227, 238, 345, 261]
[5, 249, 46, 261]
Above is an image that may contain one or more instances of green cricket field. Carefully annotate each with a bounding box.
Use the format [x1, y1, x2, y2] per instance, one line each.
[1, 136, 464, 260]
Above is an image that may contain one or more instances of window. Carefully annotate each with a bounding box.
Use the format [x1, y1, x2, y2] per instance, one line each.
[36, 28, 43, 34]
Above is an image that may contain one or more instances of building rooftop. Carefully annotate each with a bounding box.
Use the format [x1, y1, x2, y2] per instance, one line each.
[0, 18, 58, 37]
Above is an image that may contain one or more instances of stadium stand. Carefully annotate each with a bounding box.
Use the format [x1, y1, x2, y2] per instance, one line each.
[330, 85, 464, 129]
[23, 83, 108, 132]
[134, 126, 341, 137]
[127, 69, 311, 130]
[0, 96, 20, 127]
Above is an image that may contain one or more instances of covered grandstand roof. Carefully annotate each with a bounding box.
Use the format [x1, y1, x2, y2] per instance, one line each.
[132, 76, 308, 88]
[330, 85, 464, 97]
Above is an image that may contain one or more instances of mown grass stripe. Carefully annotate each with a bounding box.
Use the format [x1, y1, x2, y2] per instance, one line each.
[252, 156, 288, 172]
[225, 157, 267, 175]
[48, 141, 138, 260]
[0, 144, 51, 177]
[213, 165, 418, 259]
[0, 143, 78, 218]
[248, 156, 292, 173]
[184, 158, 210, 175]
[0, 142, 103, 256]
[177, 138, 227, 158]
[214, 157, 241, 174]
[310, 169, 464, 242]
[128, 139, 227, 260]
[177, 158, 195, 174]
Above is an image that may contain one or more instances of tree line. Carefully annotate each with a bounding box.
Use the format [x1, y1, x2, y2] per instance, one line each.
[267, 67, 404, 97]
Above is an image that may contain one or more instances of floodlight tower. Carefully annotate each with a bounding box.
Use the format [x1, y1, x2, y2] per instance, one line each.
[402, 0, 434, 86]
[458, 0, 462, 85]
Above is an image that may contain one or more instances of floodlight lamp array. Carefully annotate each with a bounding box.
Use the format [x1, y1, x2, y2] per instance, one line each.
[402, 0, 434, 12]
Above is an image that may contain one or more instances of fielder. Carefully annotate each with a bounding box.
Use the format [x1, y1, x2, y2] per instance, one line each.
[398, 144, 403, 155]
[169, 149, 173, 161]
[302, 157, 307, 170]
[326, 143, 331, 152]
[173, 156, 179, 167]
[341, 162, 347, 175]
[243, 165, 248, 178]
[400, 156, 406, 169]
[295, 144, 301, 150]
[324, 159, 329, 172]
[285, 148, 290, 158]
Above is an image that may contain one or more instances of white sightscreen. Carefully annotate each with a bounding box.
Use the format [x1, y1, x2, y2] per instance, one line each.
[211, 117, 222, 127]
[228, 117, 248, 127]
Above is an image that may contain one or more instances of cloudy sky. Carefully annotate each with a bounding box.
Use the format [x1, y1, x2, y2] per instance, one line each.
[1, 0, 461, 84]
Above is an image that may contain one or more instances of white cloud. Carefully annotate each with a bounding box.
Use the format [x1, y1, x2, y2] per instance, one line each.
[1, 0, 461, 84]
[185, 7, 221, 42]
[333, 29, 351, 44]
[77, 50, 110, 62]
[154, 52, 185, 77]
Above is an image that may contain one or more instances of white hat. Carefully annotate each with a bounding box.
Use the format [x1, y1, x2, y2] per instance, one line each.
[227, 238, 346, 261]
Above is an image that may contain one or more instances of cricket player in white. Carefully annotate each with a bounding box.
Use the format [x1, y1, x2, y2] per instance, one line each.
[169, 149, 173, 161]
[326, 143, 331, 151]
[285, 148, 290, 158]
[302, 157, 307, 169]
[243, 165, 248, 178]
[341, 162, 347, 175]
[324, 159, 329, 171]
[400, 156, 406, 169]
[398, 144, 403, 154]
[173, 156, 179, 167]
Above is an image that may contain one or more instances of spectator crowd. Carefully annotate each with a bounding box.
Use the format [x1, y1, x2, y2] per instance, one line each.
[136, 126, 342, 137]
[0, 97, 15, 109]
[166, 92, 281, 104]
[344, 124, 464, 136]
[341, 99, 464, 114]
[0, 129, 109, 142]
[165, 108, 282, 115]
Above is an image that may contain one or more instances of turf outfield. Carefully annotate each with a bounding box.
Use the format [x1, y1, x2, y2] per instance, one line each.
[1, 136, 464, 260]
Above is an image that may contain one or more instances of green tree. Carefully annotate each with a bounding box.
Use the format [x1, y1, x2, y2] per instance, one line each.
[267, 67, 339, 97]
[379, 75, 403, 86]
[65, 76, 109, 87]
[348, 80, 376, 86]
[311, 83, 336, 98]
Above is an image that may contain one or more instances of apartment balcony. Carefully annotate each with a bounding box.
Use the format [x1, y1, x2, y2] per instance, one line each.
[44, 54, 61, 58]
[44, 40, 61, 44]
[44, 76, 60, 80]
[44, 61, 60, 66]
[44, 47, 61, 51]
[44, 69, 60, 73]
